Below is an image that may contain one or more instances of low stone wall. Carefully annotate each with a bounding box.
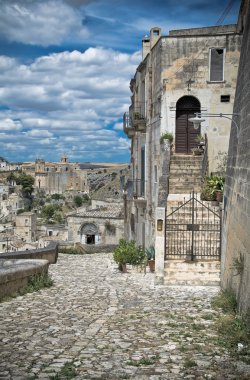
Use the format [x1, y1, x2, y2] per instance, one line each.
[0, 259, 49, 300]
[58, 242, 117, 254]
[82, 244, 117, 254]
[0, 242, 58, 264]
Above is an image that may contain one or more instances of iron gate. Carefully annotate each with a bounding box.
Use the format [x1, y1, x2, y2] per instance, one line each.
[165, 192, 221, 261]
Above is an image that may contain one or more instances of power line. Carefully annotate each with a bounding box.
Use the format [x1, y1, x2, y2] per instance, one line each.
[164, 0, 237, 83]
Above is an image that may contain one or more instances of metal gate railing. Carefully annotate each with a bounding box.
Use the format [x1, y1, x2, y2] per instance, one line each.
[165, 192, 221, 261]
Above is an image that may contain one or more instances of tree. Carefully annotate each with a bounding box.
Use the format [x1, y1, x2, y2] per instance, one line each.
[73, 195, 83, 207]
[15, 173, 35, 197]
[41, 204, 62, 223]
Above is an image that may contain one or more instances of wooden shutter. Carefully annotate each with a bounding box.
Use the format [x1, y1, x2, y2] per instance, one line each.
[210, 49, 224, 82]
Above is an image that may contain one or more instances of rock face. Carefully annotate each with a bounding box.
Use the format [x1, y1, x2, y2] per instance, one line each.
[87, 165, 129, 200]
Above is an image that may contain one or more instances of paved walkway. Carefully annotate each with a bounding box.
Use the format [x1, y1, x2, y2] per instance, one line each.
[0, 253, 249, 380]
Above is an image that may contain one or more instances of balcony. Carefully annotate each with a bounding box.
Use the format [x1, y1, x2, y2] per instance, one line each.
[123, 112, 135, 138]
[123, 103, 147, 137]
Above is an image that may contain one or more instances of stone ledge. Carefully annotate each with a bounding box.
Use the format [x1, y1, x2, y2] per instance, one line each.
[0, 259, 49, 300]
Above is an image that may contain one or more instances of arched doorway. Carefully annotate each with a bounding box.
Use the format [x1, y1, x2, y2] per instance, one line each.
[81, 223, 99, 245]
[175, 96, 201, 154]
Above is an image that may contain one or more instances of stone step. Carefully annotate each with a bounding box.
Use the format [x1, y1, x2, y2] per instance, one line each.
[169, 178, 202, 185]
[169, 186, 202, 193]
[170, 168, 201, 174]
[163, 260, 221, 286]
[171, 155, 203, 162]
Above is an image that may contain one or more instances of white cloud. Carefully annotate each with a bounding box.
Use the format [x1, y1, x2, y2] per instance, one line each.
[0, 118, 23, 131]
[0, 47, 140, 162]
[0, 0, 89, 46]
[113, 122, 123, 131]
[26, 129, 53, 138]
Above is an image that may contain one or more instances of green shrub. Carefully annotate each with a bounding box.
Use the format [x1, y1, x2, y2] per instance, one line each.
[113, 239, 146, 266]
[201, 175, 225, 201]
[60, 247, 83, 255]
[212, 290, 237, 313]
[18, 273, 54, 296]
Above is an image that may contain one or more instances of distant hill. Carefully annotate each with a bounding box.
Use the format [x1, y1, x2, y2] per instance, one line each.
[79, 162, 128, 170]
[87, 165, 130, 200]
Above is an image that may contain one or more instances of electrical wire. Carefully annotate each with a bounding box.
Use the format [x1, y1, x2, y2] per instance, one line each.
[164, 0, 237, 83]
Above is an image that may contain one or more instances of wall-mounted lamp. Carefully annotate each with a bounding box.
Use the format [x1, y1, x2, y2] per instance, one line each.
[189, 113, 240, 137]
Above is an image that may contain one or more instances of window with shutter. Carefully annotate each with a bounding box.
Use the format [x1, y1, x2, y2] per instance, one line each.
[209, 48, 225, 82]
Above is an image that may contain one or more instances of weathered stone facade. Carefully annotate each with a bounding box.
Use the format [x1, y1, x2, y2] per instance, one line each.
[22, 156, 89, 195]
[123, 24, 241, 249]
[14, 212, 37, 242]
[67, 203, 124, 246]
[221, 0, 250, 319]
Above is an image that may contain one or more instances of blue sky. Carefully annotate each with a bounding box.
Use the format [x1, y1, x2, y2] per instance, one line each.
[0, 0, 241, 163]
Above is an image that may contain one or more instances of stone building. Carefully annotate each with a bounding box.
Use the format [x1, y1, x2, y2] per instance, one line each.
[14, 212, 37, 242]
[123, 23, 242, 250]
[67, 204, 124, 246]
[221, 0, 250, 319]
[0, 185, 24, 221]
[22, 155, 89, 195]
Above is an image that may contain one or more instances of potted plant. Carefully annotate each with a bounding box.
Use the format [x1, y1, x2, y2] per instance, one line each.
[192, 147, 204, 155]
[195, 134, 205, 147]
[207, 175, 224, 202]
[145, 246, 155, 272]
[113, 239, 147, 273]
[160, 132, 173, 144]
[201, 175, 224, 202]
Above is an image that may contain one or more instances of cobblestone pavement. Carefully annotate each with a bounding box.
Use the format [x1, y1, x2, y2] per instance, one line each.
[0, 253, 249, 380]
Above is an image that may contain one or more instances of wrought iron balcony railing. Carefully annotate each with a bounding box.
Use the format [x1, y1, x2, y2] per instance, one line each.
[123, 102, 146, 135]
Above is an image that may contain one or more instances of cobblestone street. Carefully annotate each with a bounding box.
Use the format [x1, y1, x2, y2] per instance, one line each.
[0, 253, 249, 380]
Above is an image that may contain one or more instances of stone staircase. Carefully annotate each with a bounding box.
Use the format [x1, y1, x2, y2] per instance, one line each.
[164, 260, 221, 286]
[169, 155, 203, 194]
[164, 194, 221, 286]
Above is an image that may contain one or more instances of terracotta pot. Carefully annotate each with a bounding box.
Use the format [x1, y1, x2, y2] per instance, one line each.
[121, 264, 127, 273]
[215, 191, 223, 202]
[148, 260, 155, 273]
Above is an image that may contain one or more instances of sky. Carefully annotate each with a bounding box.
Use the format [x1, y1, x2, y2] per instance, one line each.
[0, 0, 241, 163]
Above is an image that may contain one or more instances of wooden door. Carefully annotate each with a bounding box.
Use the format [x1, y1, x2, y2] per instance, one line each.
[175, 96, 200, 154]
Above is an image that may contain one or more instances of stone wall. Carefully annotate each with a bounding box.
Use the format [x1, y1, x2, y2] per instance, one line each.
[0, 259, 49, 300]
[221, 0, 250, 320]
[0, 242, 58, 264]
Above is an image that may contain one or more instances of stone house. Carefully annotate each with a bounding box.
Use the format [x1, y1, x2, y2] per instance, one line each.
[14, 212, 37, 242]
[22, 155, 89, 195]
[123, 23, 242, 251]
[67, 204, 124, 246]
[0, 185, 24, 221]
[221, 0, 250, 319]
[37, 224, 68, 246]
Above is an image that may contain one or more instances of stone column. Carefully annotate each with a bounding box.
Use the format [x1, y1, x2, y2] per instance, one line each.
[155, 207, 165, 285]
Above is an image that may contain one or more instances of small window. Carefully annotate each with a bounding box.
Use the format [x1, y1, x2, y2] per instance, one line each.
[209, 48, 225, 82]
[221, 95, 230, 103]
[48, 231, 53, 236]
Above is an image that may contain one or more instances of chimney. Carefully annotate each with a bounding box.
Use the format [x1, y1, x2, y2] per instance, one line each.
[150, 27, 161, 49]
[142, 35, 150, 60]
